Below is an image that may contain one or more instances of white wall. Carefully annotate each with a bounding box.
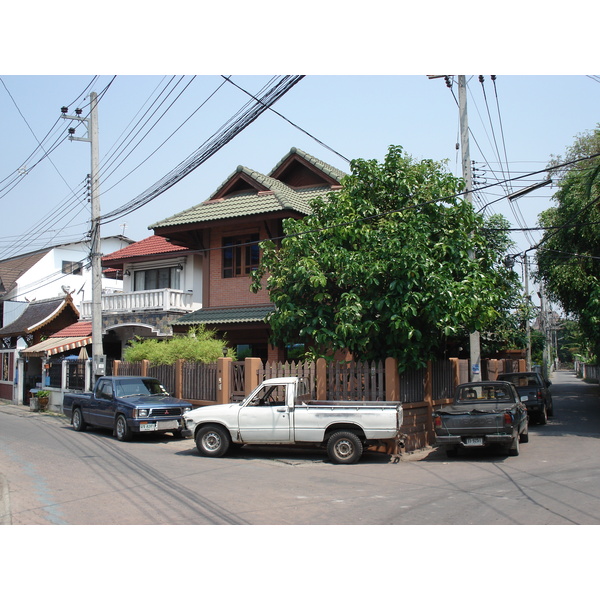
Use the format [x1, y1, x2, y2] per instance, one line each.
[4, 237, 129, 310]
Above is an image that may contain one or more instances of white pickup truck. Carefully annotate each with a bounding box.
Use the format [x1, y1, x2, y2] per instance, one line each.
[184, 376, 403, 464]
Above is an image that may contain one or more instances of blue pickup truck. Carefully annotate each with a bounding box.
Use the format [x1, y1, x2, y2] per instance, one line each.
[63, 376, 193, 441]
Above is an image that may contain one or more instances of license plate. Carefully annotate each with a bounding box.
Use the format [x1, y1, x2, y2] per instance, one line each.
[465, 437, 484, 446]
[140, 422, 157, 432]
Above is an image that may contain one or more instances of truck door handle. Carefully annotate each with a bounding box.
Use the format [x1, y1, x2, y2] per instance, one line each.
[276, 407, 287, 413]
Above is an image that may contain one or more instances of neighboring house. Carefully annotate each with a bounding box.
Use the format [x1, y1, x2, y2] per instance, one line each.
[0, 295, 83, 402]
[0, 236, 132, 331]
[149, 147, 346, 362]
[95, 235, 202, 361]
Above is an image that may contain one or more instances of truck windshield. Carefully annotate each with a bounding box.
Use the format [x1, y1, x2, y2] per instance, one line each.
[115, 378, 167, 397]
[457, 385, 514, 403]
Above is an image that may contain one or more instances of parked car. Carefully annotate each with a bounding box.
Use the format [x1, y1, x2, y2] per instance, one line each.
[184, 376, 404, 464]
[497, 371, 553, 424]
[434, 380, 529, 457]
[63, 376, 193, 441]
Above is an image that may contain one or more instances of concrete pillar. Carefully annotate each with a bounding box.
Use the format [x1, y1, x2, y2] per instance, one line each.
[216, 357, 232, 404]
[385, 357, 399, 402]
[316, 357, 327, 401]
[244, 357, 262, 396]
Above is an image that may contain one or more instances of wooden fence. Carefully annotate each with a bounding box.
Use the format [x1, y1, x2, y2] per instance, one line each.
[110, 355, 522, 454]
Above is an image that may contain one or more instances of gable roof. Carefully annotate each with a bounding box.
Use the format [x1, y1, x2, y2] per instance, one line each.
[0, 295, 80, 337]
[102, 235, 191, 267]
[149, 148, 345, 232]
[0, 250, 47, 296]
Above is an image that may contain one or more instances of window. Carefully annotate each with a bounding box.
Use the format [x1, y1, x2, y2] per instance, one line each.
[133, 267, 181, 291]
[223, 233, 260, 278]
[62, 260, 83, 275]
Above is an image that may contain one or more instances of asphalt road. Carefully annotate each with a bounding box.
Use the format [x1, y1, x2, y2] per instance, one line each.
[1, 369, 599, 526]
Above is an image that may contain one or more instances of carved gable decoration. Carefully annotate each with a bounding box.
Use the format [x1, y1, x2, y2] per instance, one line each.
[211, 171, 270, 201]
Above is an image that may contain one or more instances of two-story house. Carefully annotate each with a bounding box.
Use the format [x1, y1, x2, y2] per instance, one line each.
[148, 147, 346, 363]
[94, 235, 202, 361]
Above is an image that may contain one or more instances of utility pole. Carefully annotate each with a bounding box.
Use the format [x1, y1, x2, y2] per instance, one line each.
[61, 92, 104, 381]
[524, 254, 532, 370]
[458, 75, 482, 382]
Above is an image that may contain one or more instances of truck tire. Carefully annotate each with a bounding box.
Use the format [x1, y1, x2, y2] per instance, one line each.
[72, 407, 87, 432]
[508, 434, 520, 456]
[115, 414, 133, 442]
[538, 404, 548, 425]
[196, 425, 230, 458]
[327, 431, 363, 464]
[519, 423, 529, 443]
[446, 446, 459, 458]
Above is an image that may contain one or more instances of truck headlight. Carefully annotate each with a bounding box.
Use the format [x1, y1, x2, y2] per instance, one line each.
[134, 408, 149, 418]
[183, 407, 191, 413]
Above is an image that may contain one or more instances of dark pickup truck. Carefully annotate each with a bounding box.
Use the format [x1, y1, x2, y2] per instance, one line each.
[497, 371, 553, 424]
[63, 376, 193, 441]
[434, 381, 529, 457]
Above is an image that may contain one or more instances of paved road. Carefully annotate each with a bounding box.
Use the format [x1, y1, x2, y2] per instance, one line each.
[1, 369, 599, 525]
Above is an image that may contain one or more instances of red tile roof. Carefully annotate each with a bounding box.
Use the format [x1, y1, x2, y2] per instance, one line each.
[49, 321, 92, 338]
[102, 235, 189, 263]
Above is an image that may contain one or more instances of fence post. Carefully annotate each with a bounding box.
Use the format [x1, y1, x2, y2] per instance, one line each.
[113, 360, 120, 376]
[449, 357, 459, 389]
[316, 357, 327, 401]
[385, 357, 399, 402]
[141, 360, 149, 377]
[216, 357, 232, 404]
[244, 357, 262, 396]
[425, 360, 434, 444]
[175, 359, 184, 399]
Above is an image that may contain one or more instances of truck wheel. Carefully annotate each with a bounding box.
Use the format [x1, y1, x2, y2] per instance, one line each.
[327, 431, 363, 464]
[508, 435, 520, 456]
[115, 415, 133, 442]
[446, 446, 459, 458]
[520, 423, 529, 443]
[72, 407, 87, 432]
[196, 425, 230, 458]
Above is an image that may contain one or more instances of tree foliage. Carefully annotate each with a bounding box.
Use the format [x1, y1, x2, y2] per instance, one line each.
[252, 146, 522, 368]
[536, 125, 600, 359]
[123, 326, 235, 365]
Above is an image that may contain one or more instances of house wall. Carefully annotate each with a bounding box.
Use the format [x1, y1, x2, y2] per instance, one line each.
[207, 225, 271, 308]
[121, 252, 202, 309]
[3, 238, 126, 311]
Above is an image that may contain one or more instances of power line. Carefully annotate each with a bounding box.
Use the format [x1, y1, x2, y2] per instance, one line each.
[101, 75, 306, 225]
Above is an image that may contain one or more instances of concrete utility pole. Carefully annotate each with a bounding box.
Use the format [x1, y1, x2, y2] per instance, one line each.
[61, 92, 104, 380]
[524, 254, 532, 370]
[458, 75, 482, 382]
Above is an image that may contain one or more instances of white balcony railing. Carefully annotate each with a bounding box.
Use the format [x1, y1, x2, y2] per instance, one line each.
[79, 288, 196, 319]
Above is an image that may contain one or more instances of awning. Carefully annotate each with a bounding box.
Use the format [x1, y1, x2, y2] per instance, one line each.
[21, 336, 92, 358]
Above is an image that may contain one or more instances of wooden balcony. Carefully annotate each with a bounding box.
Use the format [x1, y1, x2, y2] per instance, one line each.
[80, 288, 197, 318]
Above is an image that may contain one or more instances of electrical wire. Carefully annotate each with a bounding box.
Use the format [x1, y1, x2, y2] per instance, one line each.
[101, 75, 305, 225]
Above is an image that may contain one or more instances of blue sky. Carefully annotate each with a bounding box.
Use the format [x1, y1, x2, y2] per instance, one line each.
[1, 74, 597, 261]
[1, 5, 598, 317]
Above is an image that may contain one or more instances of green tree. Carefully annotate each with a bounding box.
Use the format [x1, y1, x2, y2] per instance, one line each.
[123, 326, 235, 365]
[536, 125, 600, 359]
[252, 145, 522, 368]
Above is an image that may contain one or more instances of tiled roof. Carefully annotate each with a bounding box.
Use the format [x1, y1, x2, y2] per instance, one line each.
[0, 250, 47, 296]
[49, 321, 92, 338]
[269, 147, 347, 181]
[150, 148, 346, 230]
[102, 235, 190, 263]
[0, 296, 79, 336]
[174, 305, 274, 326]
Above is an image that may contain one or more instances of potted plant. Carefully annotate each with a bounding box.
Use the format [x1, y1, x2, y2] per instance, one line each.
[36, 390, 50, 411]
